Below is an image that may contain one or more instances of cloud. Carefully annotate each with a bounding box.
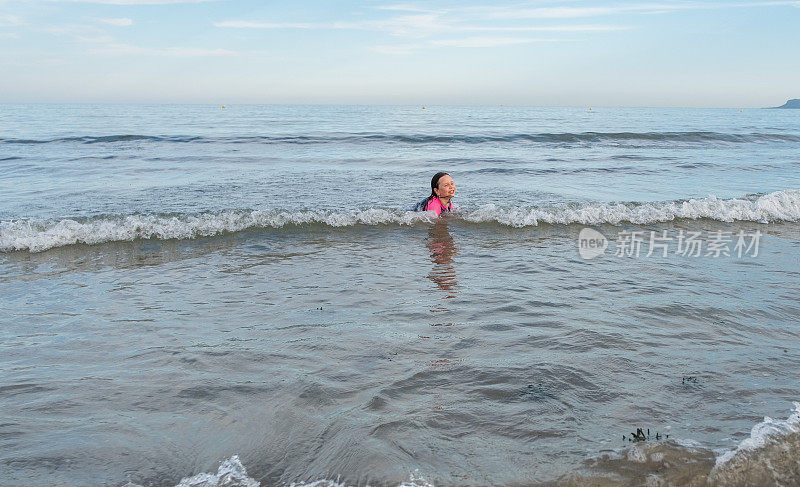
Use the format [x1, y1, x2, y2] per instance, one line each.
[98, 18, 133, 26]
[216, 15, 450, 38]
[213, 21, 314, 29]
[43, 23, 112, 40]
[215, 0, 798, 43]
[335, 14, 451, 37]
[486, 1, 800, 19]
[0, 14, 24, 27]
[460, 24, 630, 33]
[431, 36, 562, 48]
[91, 43, 237, 56]
[40, 58, 69, 65]
[370, 35, 571, 55]
[75, 35, 116, 42]
[487, 5, 645, 19]
[730, 0, 800, 6]
[375, 4, 445, 13]
[369, 43, 421, 55]
[46, 0, 216, 4]
[216, 16, 629, 37]
[0, 32, 20, 39]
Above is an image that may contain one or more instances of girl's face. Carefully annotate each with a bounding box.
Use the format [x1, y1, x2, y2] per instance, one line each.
[435, 175, 456, 199]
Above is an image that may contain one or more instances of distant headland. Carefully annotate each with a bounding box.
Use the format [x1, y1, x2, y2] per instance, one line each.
[770, 99, 800, 109]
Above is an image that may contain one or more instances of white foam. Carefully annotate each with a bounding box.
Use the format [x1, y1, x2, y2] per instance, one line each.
[148, 456, 437, 487]
[672, 437, 703, 449]
[174, 455, 259, 487]
[2, 190, 798, 252]
[289, 481, 346, 487]
[714, 401, 800, 468]
[626, 445, 648, 463]
[0, 209, 436, 252]
[645, 474, 664, 487]
[289, 475, 434, 487]
[288, 470, 434, 487]
[463, 190, 800, 227]
[397, 471, 435, 487]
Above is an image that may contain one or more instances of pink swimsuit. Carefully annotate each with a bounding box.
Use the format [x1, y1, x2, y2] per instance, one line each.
[425, 196, 453, 215]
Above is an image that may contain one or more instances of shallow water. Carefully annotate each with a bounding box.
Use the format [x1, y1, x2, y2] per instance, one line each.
[1, 105, 799, 486]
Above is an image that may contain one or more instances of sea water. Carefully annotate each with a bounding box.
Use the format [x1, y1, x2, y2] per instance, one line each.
[1, 104, 799, 486]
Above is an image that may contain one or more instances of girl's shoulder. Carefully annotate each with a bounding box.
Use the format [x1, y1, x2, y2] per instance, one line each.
[413, 196, 432, 212]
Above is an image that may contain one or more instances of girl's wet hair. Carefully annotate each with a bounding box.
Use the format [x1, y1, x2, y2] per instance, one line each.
[430, 172, 450, 197]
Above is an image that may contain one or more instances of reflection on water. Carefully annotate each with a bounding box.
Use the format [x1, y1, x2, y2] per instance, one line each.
[426, 220, 458, 296]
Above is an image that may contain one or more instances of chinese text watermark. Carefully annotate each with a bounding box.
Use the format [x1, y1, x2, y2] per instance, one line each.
[578, 229, 761, 260]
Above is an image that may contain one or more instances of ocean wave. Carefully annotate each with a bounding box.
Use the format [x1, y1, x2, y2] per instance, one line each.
[465, 165, 655, 176]
[289, 472, 434, 487]
[2, 131, 799, 145]
[174, 455, 259, 487]
[122, 455, 259, 487]
[463, 190, 800, 227]
[141, 455, 435, 487]
[560, 402, 800, 486]
[123, 405, 800, 487]
[0, 209, 436, 252]
[2, 191, 798, 252]
[711, 402, 800, 474]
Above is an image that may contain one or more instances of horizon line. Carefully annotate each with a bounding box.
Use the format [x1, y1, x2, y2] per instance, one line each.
[0, 101, 793, 109]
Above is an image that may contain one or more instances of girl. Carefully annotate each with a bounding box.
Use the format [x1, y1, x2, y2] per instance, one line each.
[414, 172, 456, 215]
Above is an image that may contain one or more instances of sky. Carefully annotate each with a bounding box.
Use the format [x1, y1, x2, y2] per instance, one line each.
[0, 0, 798, 106]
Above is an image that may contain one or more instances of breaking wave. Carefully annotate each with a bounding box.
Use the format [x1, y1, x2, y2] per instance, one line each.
[559, 402, 800, 486]
[463, 189, 800, 227]
[122, 455, 260, 487]
[3, 131, 800, 145]
[173, 455, 259, 487]
[708, 402, 800, 485]
[130, 404, 800, 486]
[2, 190, 798, 252]
[128, 455, 435, 487]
